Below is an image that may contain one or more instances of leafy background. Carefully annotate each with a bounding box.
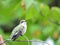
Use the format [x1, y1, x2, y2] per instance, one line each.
[0, 0, 60, 45]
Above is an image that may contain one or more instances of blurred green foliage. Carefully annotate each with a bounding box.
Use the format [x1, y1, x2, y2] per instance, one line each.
[0, 0, 60, 45]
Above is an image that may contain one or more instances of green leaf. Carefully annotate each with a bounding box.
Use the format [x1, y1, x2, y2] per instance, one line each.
[33, 1, 40, 12]
[0, 0, 21, 24]
[42, 25, 55, 36]
[25, 5, 40, 22]
[40, 3, 50, 17]
[29, 24, 40, 33]
[24, 0, 34, 9]
[50, 7, 60, 22]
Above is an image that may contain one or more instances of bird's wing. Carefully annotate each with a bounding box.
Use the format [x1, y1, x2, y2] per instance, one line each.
[10, 25, 24, 39]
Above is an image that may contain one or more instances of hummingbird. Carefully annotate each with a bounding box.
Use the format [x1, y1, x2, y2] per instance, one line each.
[10, 20, 27, 41]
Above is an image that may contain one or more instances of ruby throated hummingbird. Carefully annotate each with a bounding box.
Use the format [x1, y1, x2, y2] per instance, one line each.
[10, 20, 27, 41]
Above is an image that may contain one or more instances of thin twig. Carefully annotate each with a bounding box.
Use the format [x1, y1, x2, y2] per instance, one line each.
[0, 40, 50, 45]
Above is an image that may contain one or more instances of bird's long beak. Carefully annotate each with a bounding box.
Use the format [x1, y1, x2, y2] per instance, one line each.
[25, 19, 31, 21]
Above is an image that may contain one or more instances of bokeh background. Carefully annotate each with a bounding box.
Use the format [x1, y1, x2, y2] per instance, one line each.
[0, 0, 60, 45]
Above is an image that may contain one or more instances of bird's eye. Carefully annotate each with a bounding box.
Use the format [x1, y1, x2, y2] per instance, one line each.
[20, 21, 24, 23]
[20, 20, 26, 23]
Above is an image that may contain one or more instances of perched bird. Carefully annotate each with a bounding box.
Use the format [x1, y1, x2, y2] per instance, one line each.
[10, 20, 27, 41]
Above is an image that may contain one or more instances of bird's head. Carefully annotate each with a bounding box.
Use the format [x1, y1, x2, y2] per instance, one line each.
[20, 20, 26, 25]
